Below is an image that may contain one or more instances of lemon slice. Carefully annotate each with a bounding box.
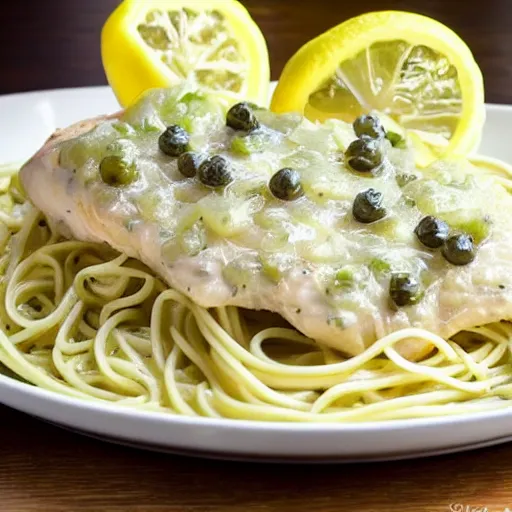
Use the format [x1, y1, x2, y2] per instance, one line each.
[102, 0, 270, 107]
[271, 11, 485, 165]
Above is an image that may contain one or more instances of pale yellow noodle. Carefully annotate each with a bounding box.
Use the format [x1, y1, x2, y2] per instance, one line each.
[0, 162, 510, 422]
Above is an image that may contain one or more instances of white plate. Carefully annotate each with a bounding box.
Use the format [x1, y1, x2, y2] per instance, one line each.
[1, 85, 512, 463]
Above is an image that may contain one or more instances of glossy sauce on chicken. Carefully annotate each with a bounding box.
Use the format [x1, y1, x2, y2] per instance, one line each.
[20, 85, 512, 359]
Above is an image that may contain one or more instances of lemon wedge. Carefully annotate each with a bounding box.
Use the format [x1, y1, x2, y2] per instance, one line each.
[102, 0, 270, 108]
[271, 11, 485, 165]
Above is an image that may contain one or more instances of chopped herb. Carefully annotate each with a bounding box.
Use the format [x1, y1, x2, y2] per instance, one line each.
[333, 267, 355, 289]
[370, 258, 392, 276]
[386, 131, 407, 148]
[403, 197, 416, 208]
[140, 119, 161, 134]
[327, 317, 345, 329]
[180, 91, 205, 104]
[231, 130, 267, 155]
[396, 173, 417, 188]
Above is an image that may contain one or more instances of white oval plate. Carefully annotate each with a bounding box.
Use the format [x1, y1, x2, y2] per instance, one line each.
[1, 85, 512, 463]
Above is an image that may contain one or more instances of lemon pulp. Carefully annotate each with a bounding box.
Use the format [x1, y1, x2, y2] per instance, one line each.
[306, 41, 462, 142]
[137, 8, 247, 96]
[102, 0, 269, 107]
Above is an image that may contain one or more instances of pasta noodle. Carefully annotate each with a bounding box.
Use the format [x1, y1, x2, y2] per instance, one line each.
[0, 161, 512, 422]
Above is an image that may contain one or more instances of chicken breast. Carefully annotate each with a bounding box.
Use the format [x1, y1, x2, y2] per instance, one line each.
[19, 85, 512, 359]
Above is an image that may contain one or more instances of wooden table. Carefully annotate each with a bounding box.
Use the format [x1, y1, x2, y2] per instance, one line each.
[2, 1, 512, 510]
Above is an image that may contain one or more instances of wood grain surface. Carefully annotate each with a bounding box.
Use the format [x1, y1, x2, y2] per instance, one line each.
[2, 1, 512, 510]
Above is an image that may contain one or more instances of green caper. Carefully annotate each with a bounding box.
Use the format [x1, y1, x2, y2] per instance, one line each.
[177, 151, 207, 178]
[158, 125, 190, 156]
[390, 273, 422, 307]
[226, 102, 260, 131]
[99, 155, 138, 186]
[345, 138, 384, 173]
[353, 114, 386, 140]
[442, 234, 476, 266]
[269, 168, 303, 201]
[352, 188, 386, 223]
[414, 216, 450, 249]
[197, 155, 233, 188]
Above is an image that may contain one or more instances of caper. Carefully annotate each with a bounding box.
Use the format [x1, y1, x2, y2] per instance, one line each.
[158, 125, 190, 157]
[345, 138, 384, 173]
[99, 155, 138, 186]
[269, 168, 303, 201]
[177, 151, 207, 178]
[390, 273, 421, 307]
[353, 114, 386, 140]
[442, 234, 476, 266]
[414, 216, 450, 249]
[226, 102, 260, 131]
[197, 155, 233, 188]
[352, 188, 386, 223]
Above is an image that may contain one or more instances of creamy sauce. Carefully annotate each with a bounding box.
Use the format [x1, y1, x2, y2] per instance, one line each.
[20, 86, 512, 359]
